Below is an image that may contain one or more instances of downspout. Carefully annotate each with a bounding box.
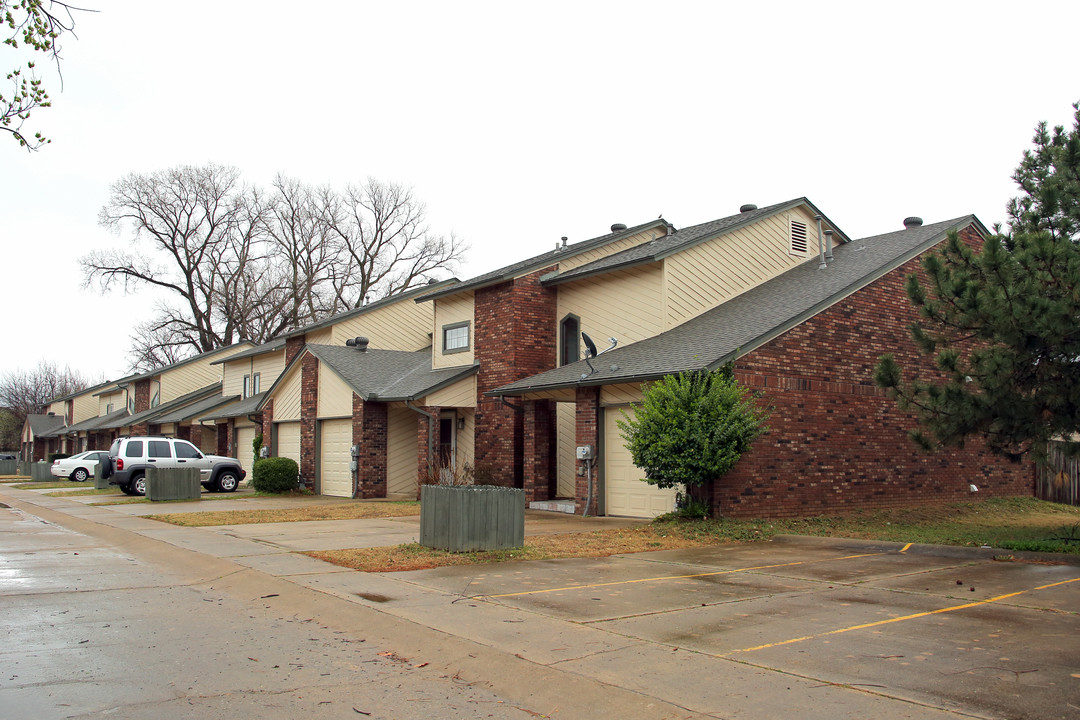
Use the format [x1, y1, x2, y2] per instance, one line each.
[815, 215, 827, 269]
[405, 400, 438, 484]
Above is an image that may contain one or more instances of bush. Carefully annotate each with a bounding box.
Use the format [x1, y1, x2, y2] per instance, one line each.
[48, 453, 71, 462]
[252, 456, 299, 493]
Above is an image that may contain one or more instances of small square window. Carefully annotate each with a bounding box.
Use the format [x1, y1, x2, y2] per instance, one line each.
[442, 322, 470, 354]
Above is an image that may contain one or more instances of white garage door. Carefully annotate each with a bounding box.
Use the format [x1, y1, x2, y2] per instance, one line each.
[275, 422, 302, 467]
[604, 407, 677, 518]
[235, 425, 257, 479]
[319, 419, 353, 498]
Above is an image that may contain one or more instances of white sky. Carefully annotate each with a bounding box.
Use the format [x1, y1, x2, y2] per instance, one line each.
[2, 0, 1078, 381]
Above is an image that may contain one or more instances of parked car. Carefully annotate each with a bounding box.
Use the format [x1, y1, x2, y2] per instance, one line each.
[107, 436, 246, 496]
[0, 453, 16, 461]
[51, 450, 111, 482]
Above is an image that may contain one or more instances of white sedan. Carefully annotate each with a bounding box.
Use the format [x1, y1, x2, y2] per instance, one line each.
[51, 451, 111, 482]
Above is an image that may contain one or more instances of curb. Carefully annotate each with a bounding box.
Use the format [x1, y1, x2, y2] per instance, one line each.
[770, 533, 1080, 566]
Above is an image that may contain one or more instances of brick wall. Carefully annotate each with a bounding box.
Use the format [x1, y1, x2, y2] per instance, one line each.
[353, 394, 388, 498]
[575, 386, 600, 514]
[522, 399, 557, 501]
[415, 405, 439, 486]
[473, 267, 558, 487]
[216, 421, 229, 456]
[285, 336, 305, 365]
[300, 353, 318, 489]
[714, 226, 1032, 518]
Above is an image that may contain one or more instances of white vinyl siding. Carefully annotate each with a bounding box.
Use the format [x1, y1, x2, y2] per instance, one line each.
[557, 402, 577, 498]
[274, 366, 303, 421]
[432, 292, 475, 369]
[317, 368, 353, 418]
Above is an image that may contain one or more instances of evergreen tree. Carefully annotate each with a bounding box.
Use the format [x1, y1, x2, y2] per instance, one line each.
[875, 101, 1080, 460]
[617, 366, 768, 515]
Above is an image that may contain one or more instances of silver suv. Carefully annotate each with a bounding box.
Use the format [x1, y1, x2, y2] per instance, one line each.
[107, 436, 246, 496]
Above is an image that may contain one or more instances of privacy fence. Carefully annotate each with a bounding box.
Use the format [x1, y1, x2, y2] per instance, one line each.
[1036, 441, 1080, 506]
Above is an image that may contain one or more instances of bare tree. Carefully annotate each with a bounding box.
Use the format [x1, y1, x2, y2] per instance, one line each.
[82, 165, 465, 368]
[0, 361, 98, 440]
[83, 164, 266, 357]
[321, 179, 466, 308]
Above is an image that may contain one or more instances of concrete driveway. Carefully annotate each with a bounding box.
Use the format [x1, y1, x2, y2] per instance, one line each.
[3, 483, 1078, 719]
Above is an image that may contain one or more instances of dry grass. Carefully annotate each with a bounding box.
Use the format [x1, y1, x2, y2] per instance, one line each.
[148, 501, 421, 527]
[306, 525, 715, 572]
[307, 497, 1080, 573]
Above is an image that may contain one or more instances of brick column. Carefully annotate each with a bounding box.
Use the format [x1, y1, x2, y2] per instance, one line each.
[415, 405, 439, 489]
[300, 354, 318, 489]
[353, 395, 388, 498]
[523, 399, 556, 502]
[575, 386, 600, 514]
[261, 399, 274, 456]
[285, 336, 305, 365]
[176, 425, 191, 441]
[216, 421, 229, 456]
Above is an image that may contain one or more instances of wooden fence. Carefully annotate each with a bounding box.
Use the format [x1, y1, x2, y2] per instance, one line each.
[1036, 441, 1080, 506]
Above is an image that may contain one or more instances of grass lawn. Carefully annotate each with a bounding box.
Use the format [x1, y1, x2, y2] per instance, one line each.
[12, 480, 96, 490]
[147, 500, 421, 526]
[307, 497, 1080, 573]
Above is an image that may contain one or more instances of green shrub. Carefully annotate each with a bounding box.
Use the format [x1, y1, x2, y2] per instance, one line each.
[48, 453, 71, 462]
[252, 456, 299, 493]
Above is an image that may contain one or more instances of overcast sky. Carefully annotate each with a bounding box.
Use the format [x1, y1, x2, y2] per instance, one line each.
[2, 0, 1078, 382]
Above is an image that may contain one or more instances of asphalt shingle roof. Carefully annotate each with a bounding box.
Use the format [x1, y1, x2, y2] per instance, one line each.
[199, 392, 267, 422]
[28, 413, 67, 438]
[61, 408, 129, 434]
[281, 279, 459, 339]
[491, 216, 979, 396]
[305, 345, 477, 402]
[97, 383, 223, 429]
[541, 198, 847, 286]
[414, 219, 671, 303]
[153, 393, 241, 424]
[210, 339, 285, 365]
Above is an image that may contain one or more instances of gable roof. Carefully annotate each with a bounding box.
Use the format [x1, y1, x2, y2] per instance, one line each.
[26, 413, 67, 438]
[153, 393, 241, 424]
[304, 344, 477, 402]
[45, 378, 118, 406]
[490, 216, 983, 396]
[415, 219, 672, 303]
[280, 279, 459, 339]
[541, 198, 847, 287]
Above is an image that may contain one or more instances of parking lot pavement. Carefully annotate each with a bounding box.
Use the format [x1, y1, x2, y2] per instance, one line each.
[390, 540, 1080, 719]
[3, 483, 1079, 719]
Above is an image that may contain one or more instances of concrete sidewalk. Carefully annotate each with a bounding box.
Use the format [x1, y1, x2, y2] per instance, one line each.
[2, 483, 1076, 719]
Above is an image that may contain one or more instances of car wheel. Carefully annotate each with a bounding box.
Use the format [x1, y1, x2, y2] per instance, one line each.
[72, 468, 89, 482]
[119, 483, 134, 496]
[215, 469, 240, 493]
[131, 473, 147, 496]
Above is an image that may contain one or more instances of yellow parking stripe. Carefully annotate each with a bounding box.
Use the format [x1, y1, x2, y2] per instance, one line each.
[477, 553, 883, 600]
[730, 576, 1080, 654]
[899, 542, 913, 553]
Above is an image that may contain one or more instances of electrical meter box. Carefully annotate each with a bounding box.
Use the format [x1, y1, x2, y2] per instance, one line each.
[575, 445, 594, 460]
[350, 445, 360, 458]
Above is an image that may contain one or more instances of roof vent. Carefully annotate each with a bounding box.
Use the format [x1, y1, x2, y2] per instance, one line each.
[345, 336, 370, 352]
[903, 216, 923, 229]
[426, 277, 438, 285]
[740, 204, 758, 213]
[610, 223, 627, 232]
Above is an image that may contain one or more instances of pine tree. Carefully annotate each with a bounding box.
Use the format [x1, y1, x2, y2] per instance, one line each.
[875, 101, 1080, 460]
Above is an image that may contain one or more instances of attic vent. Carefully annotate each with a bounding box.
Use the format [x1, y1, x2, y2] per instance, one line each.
[789, 220, 809, 255]
[740, 204, 758, 213]
[903, 216, 923, 229]
[610, 223, 627, 232]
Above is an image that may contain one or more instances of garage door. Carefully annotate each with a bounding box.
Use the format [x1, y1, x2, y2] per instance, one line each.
[319, 419, 353, 497]
[604, 407, 677, 518]
[275, 422, 301, 467]
[235, 425, 257, 479]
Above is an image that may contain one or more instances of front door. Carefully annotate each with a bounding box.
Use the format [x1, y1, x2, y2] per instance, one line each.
[438, 412, 456, 483]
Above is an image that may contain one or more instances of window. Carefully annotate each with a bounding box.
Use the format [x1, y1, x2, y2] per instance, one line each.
[150, 382, 160, 408]
[148, 440, 172, 458]
[252, 372, 260, 395]
[243, 374, 251, 398]
[442, 321, 470, 354]
[790, 219, 809, 256]
[106, 403, 114, 414]
[175, 442, 202, 459]
[124, 440, 143, 458]
[560, 315, 580, 366]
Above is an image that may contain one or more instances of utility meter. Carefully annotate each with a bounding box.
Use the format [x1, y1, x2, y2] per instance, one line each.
[350, 445, 360, 458]
[575, 445, 594, 460]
